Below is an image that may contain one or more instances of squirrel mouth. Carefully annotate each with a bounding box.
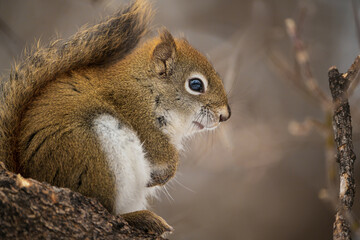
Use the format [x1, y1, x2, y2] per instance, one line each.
[193, 121, 220, 131]
[193, 121, 205, 130]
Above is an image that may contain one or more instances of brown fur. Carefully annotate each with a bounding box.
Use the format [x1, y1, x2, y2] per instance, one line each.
[0, 0, 230, 235]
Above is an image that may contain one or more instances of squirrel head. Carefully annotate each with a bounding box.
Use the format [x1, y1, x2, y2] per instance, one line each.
[143, 29, 231, 148]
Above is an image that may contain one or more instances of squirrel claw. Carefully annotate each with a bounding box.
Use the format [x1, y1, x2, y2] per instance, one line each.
[121, 210, 173, 236]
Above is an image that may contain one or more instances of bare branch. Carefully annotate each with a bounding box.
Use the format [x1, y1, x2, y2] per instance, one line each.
[285, 18, 332, 110]
[329, 59, 357, 240]
[267, 50, 323, 105]
[288, 118, 329, 136]
[0, 162, 163, 239]
[352, 0, 360, 49]
[346, 55, 360, 96]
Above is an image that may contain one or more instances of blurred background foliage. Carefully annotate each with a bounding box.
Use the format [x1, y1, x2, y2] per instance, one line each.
[0, 0, 359, 239]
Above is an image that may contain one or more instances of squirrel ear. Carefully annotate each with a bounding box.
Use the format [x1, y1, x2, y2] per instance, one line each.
[152, 29, 176, 78]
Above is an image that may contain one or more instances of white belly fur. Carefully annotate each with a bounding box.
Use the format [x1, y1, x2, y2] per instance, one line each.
[93, 114, 155, 214]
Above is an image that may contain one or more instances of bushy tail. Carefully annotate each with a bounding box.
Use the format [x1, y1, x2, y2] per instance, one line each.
[0, 0, 153, 171]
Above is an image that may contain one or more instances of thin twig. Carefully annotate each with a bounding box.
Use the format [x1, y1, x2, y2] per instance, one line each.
[352, 0, 360, 49]
[288, 117, 329, 136]
[267, 49, 325, 106]
[285, 18, 332, 110]
[346, 55, 360, 96]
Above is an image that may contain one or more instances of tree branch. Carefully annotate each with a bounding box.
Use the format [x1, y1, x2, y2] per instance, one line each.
[329, 56, 358, 240]
[0, 162, 164, 239]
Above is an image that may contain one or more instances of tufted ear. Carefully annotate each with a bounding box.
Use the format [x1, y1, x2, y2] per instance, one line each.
[152, 29, 176, 78]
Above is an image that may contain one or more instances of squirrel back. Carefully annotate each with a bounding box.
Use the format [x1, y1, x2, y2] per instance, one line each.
[0, 0, 152, 171]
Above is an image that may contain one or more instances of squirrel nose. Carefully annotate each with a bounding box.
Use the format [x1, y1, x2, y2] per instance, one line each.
[219, 104, 231, 122]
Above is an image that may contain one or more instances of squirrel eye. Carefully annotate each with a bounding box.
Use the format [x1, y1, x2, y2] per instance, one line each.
[189, 78, 204, 93]
[185, 73, 208, 95]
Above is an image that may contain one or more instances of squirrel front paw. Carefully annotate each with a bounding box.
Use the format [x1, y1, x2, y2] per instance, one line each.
[147, 171, 174, 187]
[121, 210, 173, 237]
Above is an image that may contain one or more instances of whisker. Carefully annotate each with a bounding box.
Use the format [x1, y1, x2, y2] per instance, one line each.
[161, 186, 172, 202]
[188, 109, 202, 134]
[163, 185, 174, 202]
[198, 109, 206, 127]
[187, 117, 197, 134]
[173, 178, 196, 193]
[191, 110, 204, 134]
[206, 110, 211, 149]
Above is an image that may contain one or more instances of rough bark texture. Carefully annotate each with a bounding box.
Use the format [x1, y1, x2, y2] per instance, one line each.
[0, 161, 164, 240]
[329, 56, 359, 240]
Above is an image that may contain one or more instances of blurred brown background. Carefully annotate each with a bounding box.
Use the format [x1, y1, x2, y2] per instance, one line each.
[1, 0, 359, 239]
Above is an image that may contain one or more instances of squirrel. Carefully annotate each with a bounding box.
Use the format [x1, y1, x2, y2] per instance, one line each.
[0, 0, 231, 236]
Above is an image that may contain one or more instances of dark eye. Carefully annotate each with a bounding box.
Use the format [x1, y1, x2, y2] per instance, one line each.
[189, 78, 204, 93]
[185, 73, 208, 95]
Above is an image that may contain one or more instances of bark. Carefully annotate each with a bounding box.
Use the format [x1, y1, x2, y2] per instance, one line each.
[0, 161, 164, 240]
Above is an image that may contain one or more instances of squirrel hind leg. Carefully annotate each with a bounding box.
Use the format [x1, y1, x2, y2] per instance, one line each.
[121, 210, 173, 237]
